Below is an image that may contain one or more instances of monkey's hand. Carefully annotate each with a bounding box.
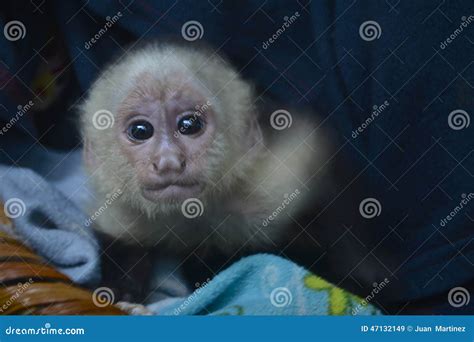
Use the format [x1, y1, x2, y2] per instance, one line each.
[116, 301, 154, 316]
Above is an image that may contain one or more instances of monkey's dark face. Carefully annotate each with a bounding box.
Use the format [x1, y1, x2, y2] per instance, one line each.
[116, 75, 218, 204]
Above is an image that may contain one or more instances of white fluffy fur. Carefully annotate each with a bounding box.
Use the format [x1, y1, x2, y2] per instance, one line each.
[80, 43, 325, 254]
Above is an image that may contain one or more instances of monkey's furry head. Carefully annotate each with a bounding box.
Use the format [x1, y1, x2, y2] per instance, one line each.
[80, 43, 263, 217]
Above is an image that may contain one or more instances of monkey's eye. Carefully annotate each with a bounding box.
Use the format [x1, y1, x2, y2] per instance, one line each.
[127, 120, 154, 141]
[177, 115, 204, 135]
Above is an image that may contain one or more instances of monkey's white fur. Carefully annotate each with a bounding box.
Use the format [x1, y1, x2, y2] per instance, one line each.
[80, 43, 326, 253]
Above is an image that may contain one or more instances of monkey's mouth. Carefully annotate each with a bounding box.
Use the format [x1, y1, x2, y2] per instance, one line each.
[141, 182, 202, 202]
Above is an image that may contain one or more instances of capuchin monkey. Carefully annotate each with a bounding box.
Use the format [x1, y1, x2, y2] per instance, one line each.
[81, 42, 327, 251]
[80, 42, 383, 312]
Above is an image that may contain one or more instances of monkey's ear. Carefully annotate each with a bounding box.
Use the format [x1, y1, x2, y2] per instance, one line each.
[83, 138, 98, 169]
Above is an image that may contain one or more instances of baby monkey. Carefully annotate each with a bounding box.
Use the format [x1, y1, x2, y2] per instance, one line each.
[80, 43, 330, 308]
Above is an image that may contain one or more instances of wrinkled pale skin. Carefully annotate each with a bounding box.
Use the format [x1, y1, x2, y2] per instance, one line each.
[80, 43, 326, 254]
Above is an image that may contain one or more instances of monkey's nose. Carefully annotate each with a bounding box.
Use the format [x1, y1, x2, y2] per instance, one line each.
[151, 153, 185, 175]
